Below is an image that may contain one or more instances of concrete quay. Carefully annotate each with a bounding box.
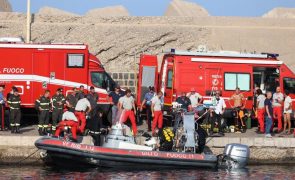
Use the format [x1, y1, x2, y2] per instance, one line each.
[0, 126, 295, 165]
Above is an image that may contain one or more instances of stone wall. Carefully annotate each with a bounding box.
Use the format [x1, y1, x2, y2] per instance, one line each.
[109, 72, 137, 93]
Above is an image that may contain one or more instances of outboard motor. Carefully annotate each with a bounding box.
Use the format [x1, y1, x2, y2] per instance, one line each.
[218, 143, 250, 169]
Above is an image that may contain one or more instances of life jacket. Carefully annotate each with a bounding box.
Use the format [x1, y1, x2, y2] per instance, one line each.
[162, 127, 174, 142]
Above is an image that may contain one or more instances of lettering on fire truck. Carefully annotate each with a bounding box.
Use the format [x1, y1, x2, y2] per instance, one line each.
[1, 68, 25, 74]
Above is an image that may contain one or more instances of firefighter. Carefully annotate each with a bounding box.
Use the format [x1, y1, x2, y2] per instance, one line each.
[151, 91, 164, 134]
[36, 90, 51, 135]
[118, 89, 137, 136]
[7, 88, 21, 133]
[140, 86, 155, 131]
[54, 110, 79, 142]
[51, 88, 65, 134]
[88, 106, 109, 146]
[75, 97, 91, 134]
[86, 86, 99, 116]
[75, 85, 85, 100]
[66, 88, 78, 112]
[86, 86, 99, 133]
[154, 127, 174, 151]
[0, 85, 6, 131]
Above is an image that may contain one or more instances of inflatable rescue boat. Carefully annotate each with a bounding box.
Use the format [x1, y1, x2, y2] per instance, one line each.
[35, 124, 250, 169]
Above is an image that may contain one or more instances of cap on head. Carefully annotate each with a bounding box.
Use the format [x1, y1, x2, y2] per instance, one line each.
[0, 84, 5, 88]
[57, 88, 63, 92]
[90, 86, 95, 90]
[190, 88, 195, 92]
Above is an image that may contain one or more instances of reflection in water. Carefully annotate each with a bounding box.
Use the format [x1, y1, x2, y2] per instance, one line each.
[0, 165, 294, 179]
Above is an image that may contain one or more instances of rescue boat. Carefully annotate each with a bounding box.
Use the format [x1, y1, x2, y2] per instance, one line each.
[35, 124, 250, 169]
[35, 136, 218, 168]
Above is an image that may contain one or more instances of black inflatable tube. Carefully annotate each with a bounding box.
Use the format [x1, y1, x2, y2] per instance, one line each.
[36, 142, 217, 168]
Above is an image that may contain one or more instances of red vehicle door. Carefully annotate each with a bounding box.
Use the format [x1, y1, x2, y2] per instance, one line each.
[205, 67, 223, 97]
[136, 55, 158, 106]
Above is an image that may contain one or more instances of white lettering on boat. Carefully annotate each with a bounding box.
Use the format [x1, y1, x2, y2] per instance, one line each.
[62, 141, 94, 152]
[141, 151, 159, 156]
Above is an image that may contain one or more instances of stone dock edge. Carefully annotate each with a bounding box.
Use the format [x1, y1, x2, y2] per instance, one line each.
[1, 136, 295, 165]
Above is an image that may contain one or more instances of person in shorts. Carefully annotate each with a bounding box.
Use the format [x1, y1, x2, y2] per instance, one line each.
[283, 90, 292, 135]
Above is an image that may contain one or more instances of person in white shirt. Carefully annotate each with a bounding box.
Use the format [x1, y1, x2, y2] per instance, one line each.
[54, 110, 79, 142]
[75, 98, 91, 133]
[187, 88, 203, 108]
[256, 89, 266, 133]
[283, 90, 292, 134]
[151, 91, 164, 134]
[272, 87, 284, 133]
[118, 89, 137, 136]
[209, 90, 226, 136]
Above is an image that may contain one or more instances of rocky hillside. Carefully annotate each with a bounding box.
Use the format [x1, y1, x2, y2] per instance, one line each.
[263, 8, 295, 19]
[165, 0, 209, 17]
[0, 0, 295, 73]
[0, 0, 11, 12]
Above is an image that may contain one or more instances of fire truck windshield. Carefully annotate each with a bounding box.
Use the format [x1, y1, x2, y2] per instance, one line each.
[91, 72, 116, 91]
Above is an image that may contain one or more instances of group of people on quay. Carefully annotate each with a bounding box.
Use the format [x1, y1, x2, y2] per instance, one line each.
[0, 83, 294, 146]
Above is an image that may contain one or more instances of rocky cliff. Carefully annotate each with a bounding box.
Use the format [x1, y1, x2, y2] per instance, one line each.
[263, 8, 295, 19]
[0, 0, 11, 12]
[0, 12, 294, 73]
[165, 0, 209, 17]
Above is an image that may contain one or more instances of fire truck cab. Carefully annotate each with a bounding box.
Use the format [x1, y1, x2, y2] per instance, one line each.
[137, 49, 295, 120]
[0, 43, 116, 111]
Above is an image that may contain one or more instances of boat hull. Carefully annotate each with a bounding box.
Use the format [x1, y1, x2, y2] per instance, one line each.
[35, 137, 217, 169]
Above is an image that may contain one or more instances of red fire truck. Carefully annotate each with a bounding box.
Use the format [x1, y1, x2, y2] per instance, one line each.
[0, 42, 116, 112]
[137, 49, 295, 119]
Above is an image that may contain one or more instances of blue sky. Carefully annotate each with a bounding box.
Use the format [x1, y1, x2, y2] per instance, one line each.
[9, 0, 295, 17]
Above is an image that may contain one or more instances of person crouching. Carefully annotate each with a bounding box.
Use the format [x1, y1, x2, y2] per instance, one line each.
[54, 111, 79, 142]
[75, 97, 91, 134]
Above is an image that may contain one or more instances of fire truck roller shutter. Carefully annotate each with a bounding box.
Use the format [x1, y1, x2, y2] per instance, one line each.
[140, 66, 156, 102]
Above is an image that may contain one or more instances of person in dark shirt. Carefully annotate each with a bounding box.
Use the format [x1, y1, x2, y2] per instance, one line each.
[176, 92, 192, 111]
[87, 86, 99, 110]
[66, 89, 78, 113]
[264, 91, 273, 138]
[140, 86, 155, 131]
[108, 86, 125, 125]
[0, 85, 6, 130]
[74, 86, 85, 101]
[86, 86, 99, 133]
